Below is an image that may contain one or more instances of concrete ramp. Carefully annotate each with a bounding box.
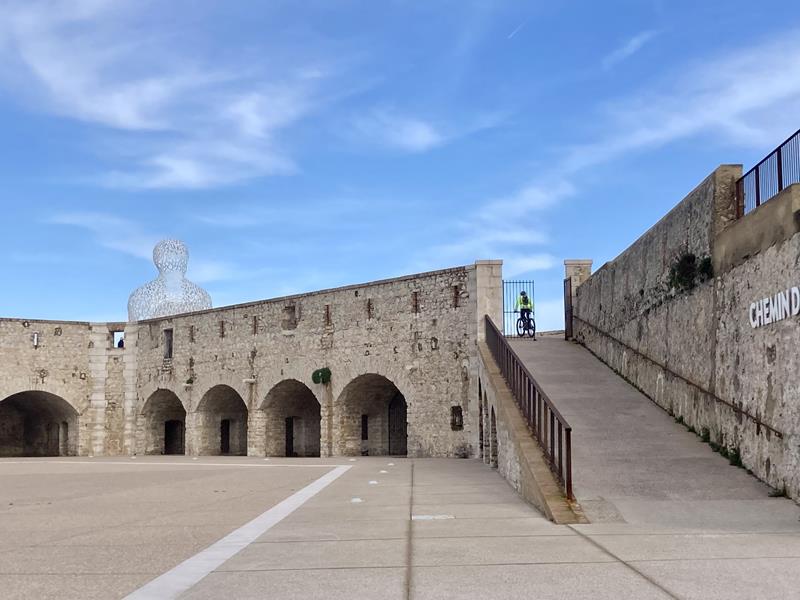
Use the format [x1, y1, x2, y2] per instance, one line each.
[510, 336, 800, 530]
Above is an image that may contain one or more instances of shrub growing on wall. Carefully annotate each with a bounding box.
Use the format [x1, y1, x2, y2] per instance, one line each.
[312, 367, 331, 384]
[668, 253, 713, 292]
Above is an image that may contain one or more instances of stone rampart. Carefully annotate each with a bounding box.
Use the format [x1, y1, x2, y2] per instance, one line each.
[574, 167, 800, 499]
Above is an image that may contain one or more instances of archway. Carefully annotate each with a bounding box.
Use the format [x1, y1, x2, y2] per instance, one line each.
[262, 380, 321, 457]
[140, 390, 186, 455]
[336, 374, 407, 456]
[490, 406, 498, 468]
[478, 379, 484, 461]
[0, 391, 78, 456]
[196, 385, 248, 455]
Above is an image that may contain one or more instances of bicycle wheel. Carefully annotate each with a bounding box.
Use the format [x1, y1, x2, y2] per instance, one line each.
[528, 318, 536, 339]
[516, 318, 525, 337]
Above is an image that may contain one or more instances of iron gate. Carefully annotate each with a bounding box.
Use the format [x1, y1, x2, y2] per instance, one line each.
[502, 280, 535, 337]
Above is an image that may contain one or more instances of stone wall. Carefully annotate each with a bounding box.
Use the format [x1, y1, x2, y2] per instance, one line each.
[0, 261, 503, 458]
[574, 167, 800, 498]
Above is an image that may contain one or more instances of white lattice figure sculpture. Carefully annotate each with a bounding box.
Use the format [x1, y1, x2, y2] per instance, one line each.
[128, 239, 212, 321]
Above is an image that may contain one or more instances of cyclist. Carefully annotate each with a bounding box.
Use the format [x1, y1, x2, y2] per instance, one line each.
[515, 290, 533, 327]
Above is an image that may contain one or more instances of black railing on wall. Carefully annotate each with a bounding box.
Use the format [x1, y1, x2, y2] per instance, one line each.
[485, 315, 573, 500]
[502, 280, 535, 337]
[736, 128, 800, 217]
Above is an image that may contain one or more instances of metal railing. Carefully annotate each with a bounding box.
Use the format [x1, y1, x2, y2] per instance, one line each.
[736, 128, 800, 217]
[485, 315, 573, 499]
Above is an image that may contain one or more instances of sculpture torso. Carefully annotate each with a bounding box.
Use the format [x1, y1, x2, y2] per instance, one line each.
[127, 240, 212, 321]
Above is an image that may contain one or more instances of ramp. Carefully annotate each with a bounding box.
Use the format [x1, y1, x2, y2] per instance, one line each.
[510, 336, 800, 529]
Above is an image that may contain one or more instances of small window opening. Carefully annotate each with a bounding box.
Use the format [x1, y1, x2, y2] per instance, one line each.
[252, 315, 258, 335]
[324, 304, 331, 327]
[112, 331, 125, 349]
[451, 406, 464, 430]
[366, 299, 373, 320]
[361, 414, 369, 440]
[452, 285, 460, 308]
[189, 325, 196, 343]
[219, 321, 226, 338]
[412, 291, 420, 313]
[163, 329, 174, 359]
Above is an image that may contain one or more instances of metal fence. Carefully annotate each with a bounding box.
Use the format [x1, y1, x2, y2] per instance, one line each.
[485, 316, 573, 500]
[502, 280, 535, 337]
[736, 128, 800, 217]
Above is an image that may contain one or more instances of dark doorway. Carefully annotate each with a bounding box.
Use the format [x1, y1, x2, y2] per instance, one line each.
[164, 420, 184, 455]
[388, 392, 407, 456]
[220, 419, 231, 454]
[285, 417, 295, 457]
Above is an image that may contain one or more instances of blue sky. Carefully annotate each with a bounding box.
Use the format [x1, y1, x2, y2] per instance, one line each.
[1, 0, 799, 330]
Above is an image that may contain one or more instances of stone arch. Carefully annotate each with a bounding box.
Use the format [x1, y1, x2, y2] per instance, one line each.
[335, 373, 407, 456]
[139, 389, 186, 455]
[261, 379, 321, 457]
[489, 405, 498, 468]
[195, 385, 248, 455]
[478, 378, 484, 461]
[0, 391, 78, 456]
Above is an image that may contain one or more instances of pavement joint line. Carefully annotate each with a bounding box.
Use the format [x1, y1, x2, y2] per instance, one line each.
[404, 460, 415, 600]
[567, 525, 682, 599]
[122, 464, 351, 600]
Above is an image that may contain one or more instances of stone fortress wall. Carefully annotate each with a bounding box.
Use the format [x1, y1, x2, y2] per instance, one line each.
[573, 165, 800, 499]
[0, 261, 503, 459]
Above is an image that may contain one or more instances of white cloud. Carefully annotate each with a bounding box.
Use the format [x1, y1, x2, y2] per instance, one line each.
[0, 1, 329, 189]
[602, 30, 659, 70]
[48, 212, 160, 260]
[353, 109, 445, 152]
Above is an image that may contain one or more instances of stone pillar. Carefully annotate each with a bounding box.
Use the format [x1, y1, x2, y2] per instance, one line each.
[474, 260, 503, 339]
[121, 324, 139, 455]
[87, 324, 110, 456]
[564, 259, 592, 311]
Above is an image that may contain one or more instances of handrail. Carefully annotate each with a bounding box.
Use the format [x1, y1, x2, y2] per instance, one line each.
[736, 127, 800, 217]
[484, 315, 573, 500]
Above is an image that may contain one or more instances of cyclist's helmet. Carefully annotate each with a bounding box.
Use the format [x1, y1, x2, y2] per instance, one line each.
[520, 290, 527, 296]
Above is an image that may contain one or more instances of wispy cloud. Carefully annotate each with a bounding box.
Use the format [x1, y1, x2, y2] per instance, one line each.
[352, 109, 445, 152]
[48, 212, 160, 260]
[0, 1, 332, 189]
[602, 30, 659, 70]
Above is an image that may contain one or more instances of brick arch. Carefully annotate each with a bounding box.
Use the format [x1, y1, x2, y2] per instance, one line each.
[260, 379, 321, 457]
[0, 390, 79, 456]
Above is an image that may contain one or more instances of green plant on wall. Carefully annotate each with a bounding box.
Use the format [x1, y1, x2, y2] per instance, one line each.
[668, 253, 714, 292]
[312, 367, 331, 384]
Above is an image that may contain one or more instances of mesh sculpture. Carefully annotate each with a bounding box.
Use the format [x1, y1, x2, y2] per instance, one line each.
[128, 239, 212, 321]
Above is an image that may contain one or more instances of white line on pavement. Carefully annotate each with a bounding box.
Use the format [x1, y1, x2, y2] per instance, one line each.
[0, 460, 348, 468]
[124, 465, 351, 600]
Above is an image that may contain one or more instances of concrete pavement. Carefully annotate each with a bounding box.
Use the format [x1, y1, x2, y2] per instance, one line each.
[2, 456, 800, 598]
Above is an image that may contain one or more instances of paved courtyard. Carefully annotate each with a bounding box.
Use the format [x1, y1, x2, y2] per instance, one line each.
[2, 456, 800, 599]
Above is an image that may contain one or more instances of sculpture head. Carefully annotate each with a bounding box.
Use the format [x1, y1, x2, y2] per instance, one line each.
[153, 239, 189, 275]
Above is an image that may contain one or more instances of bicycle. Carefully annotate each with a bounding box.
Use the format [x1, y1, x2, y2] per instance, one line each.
[515, 310, 536, 339]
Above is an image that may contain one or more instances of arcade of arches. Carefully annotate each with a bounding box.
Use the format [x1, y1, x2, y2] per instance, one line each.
[0, 391, 78, 457]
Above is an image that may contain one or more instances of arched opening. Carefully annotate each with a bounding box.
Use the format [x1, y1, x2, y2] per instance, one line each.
[0, 391, 78, 456]
[262, 380, 321, 457]
[196, 385, 248, 455]
[336, 374, 407, 456]
[140, 390, 186, 455]
[490, 406, 498, 469]
[482, 391, 490, 464]
[478, 379, 484, 460]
